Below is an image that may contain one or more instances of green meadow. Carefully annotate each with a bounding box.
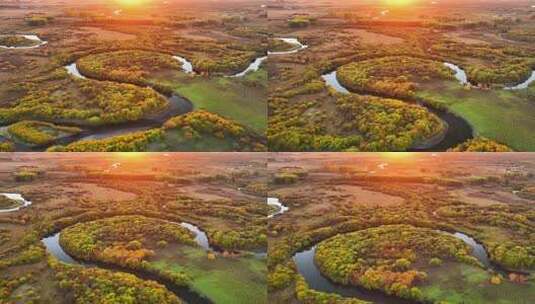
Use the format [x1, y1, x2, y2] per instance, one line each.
[154, 70, 267, 134]
[416, 81, 535, 151]
[421, 263, 535, 304]
[151, 246, 267, 304]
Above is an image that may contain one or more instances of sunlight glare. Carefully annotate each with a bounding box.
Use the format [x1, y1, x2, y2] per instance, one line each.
[115, 152, 147, 159]
[379, 152, 416, 160]
[115, 0, 150, 7]
[384, 0, 416, 6]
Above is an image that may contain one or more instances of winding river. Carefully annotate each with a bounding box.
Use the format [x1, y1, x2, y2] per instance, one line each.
[321, 69, 473, 151]
[504, 70, 535, 90]
[267, 197, 289, 218]
[444, 62, 535, 90]
[0, 34, 47, 49]
[451, 232, 490, 268]
[293, 230, 498, 303]
[65, 63, 86, 79]
[41, 217, 266, 302]
[228, 37, 308, 78]
[41, 220, 217, 304]
[229, 56, 268, 77]
[0, 59, 195, 151]
[174, 52, 267, 78]
[52, 62, 192, 144]
[3, 46, 271, 150]
[323, 61, 534, 151]
[0, 193, 32, 213]
[59, 51, 271, 141]
[179, 222, 211, 251]
[321, 71, 350, 94]
[443, 62, 469, 85]
[268, 38, 308, 55]
[173, 56, 195, 74]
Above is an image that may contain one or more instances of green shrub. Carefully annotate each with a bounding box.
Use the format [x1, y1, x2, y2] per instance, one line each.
[429, 257, 443, 267]
[449, 137, 513, 152]
[0, 141, 14, 152]
[273, 173, 299, 185]
[25, 16, 53, 26]
[14, 170, 38, 182]
[7, 121, 81, 146]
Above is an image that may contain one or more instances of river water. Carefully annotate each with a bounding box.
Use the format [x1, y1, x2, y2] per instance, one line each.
[75, 94, 192, 141]
[293, 230, 497, 303]
[42, 221, 212, 263]
[40, 218, 267, 301]
[41, 220, 218, 304]
[172, 55, 195, 74]
[229, 56, 268, 77]
[28, 50, 272, 148]
[321, 68, 473, 151]
[294, 245, 415, 304]
[179, 222, 211, 250]
[55, 63, 192, 143]
[444, 62, 469, 85]
[452, 232, 490, 267]
[322, 61, 533, 149]
[64, 63, 87, 79]
[321, 71, 350, 94]
[504, 70, 535, 90]
[41, 233, 81, 265]
[3, 50, 271, 150]
[0, 193, 32, 213]
[267, 197, 289, 218]
[268, 38, 308, 55]
[444, 62, 535, 90]
[0, 34, 47, 49]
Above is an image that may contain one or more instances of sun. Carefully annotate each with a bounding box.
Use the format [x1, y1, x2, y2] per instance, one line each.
[114, 152, 147, 159]
[379, 152, 416, 160]
[115, 0, 149, 7]
[384, 0, 417, 6]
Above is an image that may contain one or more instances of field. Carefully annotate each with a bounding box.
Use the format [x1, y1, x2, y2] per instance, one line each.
[152, 246, 266, 304]
[169, 72, 267, 134]
[0, 153, 268, 304]
[416, 81, 535, 151]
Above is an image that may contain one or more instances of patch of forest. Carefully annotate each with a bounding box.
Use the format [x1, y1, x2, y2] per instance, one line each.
[268, 92, 445, 152]
[50, 110, 266, 152]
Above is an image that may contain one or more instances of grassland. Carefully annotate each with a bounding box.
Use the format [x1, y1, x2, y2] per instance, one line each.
[152, 246, 267, 304]
[416, 81, 535, 151]
[421, 263, 534, 304]
[167, 71, 267, 134]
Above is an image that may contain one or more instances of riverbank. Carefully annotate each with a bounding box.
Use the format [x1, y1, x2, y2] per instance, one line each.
[42, 215, 267, 304]
[267, 197, 289, 218]
[0, 193, 32, 213]
[292, 224, 532, 304]
[322, 69, 473, 151]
